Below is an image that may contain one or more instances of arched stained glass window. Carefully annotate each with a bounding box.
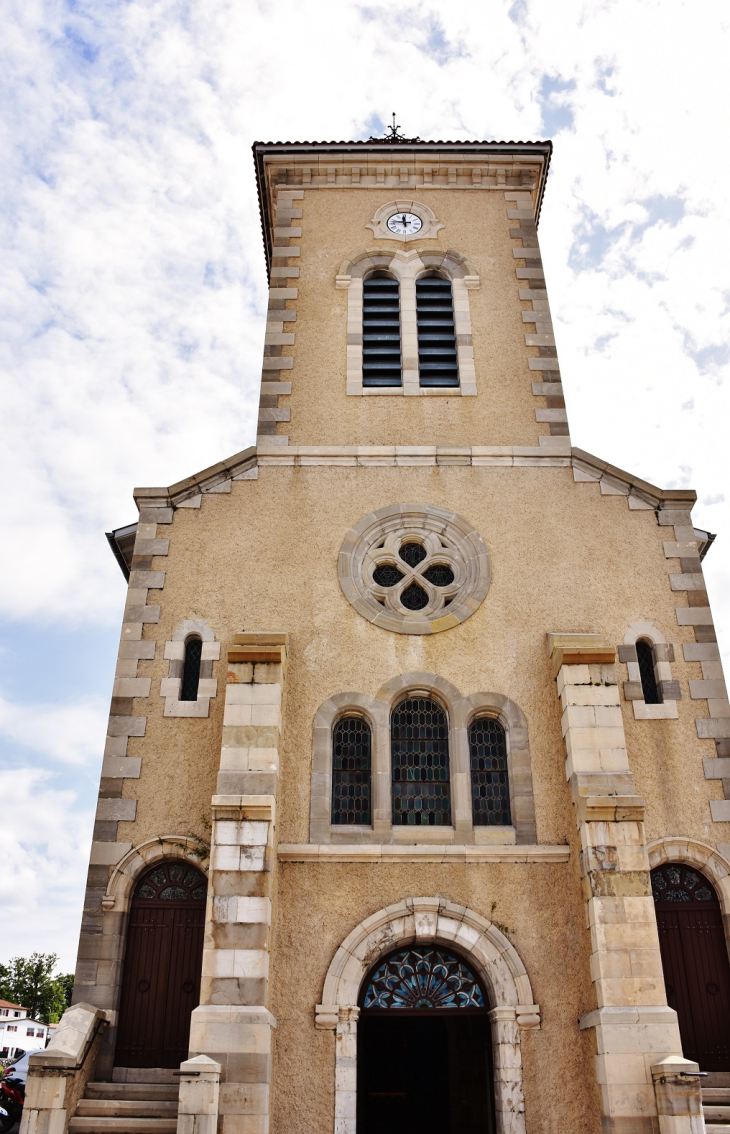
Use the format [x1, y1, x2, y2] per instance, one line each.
[180, 637, 202, 701]
[469, 717, 511, 826]
[331, 716, 372, 825]
[361, 946, 485, 1010]
[652, 863, 716, 905]
[391, 696, 451, 826]
[637, 639, 661, 704]
[362, 273, 402, 387]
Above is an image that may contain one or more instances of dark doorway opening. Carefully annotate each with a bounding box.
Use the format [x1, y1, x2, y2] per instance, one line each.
[357, 1013, 494, 1134]
[115, 860, 207, 1068]
[357, 944, 495, 1134]
[652, 862, 730, 1070]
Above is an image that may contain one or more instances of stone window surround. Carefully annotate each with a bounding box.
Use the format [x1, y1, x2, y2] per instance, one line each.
[309, 671, 537, 846]
[619, 621, 680, 720]
[337, 247, 479, 397]
[338, 502, 491, 636]
[314, 896, 540, 1134]
[160, 619, 221, 718]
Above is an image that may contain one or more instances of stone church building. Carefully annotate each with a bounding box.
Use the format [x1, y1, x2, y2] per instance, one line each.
[21, 133, 730, 1134]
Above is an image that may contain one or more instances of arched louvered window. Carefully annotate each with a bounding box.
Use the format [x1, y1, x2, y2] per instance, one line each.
[362, 273, 402, 387]
[416, 274, 458, 387]
[391, 696, 451, 826]
[469, 718, 511, 826]
[180, 637, 203, 701]
[637, 639, 661, 703]
[331, 716, 372, 825]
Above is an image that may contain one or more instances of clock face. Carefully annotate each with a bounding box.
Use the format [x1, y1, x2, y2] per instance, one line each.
[387, 211, 423, 236]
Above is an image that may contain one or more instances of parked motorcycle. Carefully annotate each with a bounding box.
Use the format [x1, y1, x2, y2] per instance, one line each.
[0, 1069, 25, 1133]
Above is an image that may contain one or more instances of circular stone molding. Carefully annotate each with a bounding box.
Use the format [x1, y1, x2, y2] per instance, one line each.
[338, 504, 491, 635]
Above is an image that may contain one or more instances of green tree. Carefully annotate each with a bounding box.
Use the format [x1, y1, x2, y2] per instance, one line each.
[0, 954, 74, 1024]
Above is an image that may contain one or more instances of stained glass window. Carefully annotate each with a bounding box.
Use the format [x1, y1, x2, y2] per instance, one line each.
[362, 946, 484, 1009]
[180, 637, 203, 701]
[469, 717, 511, 826]
[637, 639, 661, 704]
[135, 860, 207, 903]
[332, 716, 372, 825]
[391, 697, 451, 826]
[652, 863, 716, 905]
[399, 542, 427, 567]
[400, 582, 429, 610]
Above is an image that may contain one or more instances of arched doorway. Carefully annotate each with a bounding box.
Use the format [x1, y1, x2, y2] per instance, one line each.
[652, 862, 730, 1070]
[356, 944, 495, 1134]
[115, 860, 207, 1068]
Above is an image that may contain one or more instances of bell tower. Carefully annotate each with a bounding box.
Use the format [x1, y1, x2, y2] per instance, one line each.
[253, 133, 563, 452]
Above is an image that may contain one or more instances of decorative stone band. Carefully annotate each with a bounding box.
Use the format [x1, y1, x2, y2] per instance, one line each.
[258, 188, 303, 447]
[506, 190, 569, 446]
[280, 844, 569, 862]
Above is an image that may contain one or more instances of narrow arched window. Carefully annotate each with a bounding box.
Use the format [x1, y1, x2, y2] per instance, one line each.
[637, 639, 661, 704]
[469, 718, 511, 826]
[391, 696, 451, 826]
[180, 637, 203, 701]
[362, 273, 402, 387]
[331, 717, 372, 825]
[416, 274, 458, 387]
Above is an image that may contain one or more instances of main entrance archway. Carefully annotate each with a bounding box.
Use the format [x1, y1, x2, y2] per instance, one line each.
[652, 862, 730, 1070]
[316, 897, 541, 1134]
[357, 945, 494, 1134]
[115, 860, 207, 1068]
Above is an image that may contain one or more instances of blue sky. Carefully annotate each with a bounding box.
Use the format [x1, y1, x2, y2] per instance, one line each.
[2, 0, 730, 970]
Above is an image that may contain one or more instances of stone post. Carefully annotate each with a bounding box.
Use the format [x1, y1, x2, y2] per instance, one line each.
[651, 1058, 706, 1134]
[188, 633, 287, 1134]
[176, 1055, 221, 1134]
[549, 634, 690, 1134]
[334, 1007, 359, 1134]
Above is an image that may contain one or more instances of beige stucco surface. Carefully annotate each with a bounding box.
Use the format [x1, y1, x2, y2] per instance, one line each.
[117, 463, 723, 851]
[285, 187, 548, 448]
[111, 459, 727, 1134]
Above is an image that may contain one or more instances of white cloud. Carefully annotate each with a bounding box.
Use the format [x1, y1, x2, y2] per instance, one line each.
[0, 768, 94, 972]
[0, 695, 108, 766]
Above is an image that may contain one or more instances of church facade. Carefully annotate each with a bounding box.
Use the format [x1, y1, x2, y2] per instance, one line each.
[22, 135, 730, 1134]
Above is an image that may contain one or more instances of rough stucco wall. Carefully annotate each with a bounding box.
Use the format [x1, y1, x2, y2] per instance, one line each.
[286, 187, 547, 448]
[112, 461, 726, 1134]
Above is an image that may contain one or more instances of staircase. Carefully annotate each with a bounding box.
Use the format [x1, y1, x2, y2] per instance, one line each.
[703, 1073, 730, 1132]
[68, 1071, 178, 1134]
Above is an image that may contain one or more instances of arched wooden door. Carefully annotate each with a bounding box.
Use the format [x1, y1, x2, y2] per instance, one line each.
[357, 945, 495, 1134]
[116, 860, 207, 1068]
[652, 863, 730, 1070]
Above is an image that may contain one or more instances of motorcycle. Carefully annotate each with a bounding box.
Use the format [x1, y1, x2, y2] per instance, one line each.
[0, 1071, 24, 1133]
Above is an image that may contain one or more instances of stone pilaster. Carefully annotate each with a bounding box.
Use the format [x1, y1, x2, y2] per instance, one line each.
[188, 633, 288, 1134]
[550, 634, 701, 1134]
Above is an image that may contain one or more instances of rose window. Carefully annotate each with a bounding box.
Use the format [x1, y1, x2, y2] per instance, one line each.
[338, 504, 491, 635]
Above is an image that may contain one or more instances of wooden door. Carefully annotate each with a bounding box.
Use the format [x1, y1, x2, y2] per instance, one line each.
[115, 861, 207, 1068]
[652, 863, 730, 1071]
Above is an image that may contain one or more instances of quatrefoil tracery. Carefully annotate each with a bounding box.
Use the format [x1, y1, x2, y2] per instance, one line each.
[365, 531, 463, 618]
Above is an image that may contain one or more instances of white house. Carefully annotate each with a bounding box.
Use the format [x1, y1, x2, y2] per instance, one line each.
[0, 1000, 49, 1059]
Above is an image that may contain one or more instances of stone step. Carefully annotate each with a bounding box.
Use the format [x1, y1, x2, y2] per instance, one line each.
[76, 1100, 178, 1119]
[705, 1126, 730, 1133]
[112, 1068, 178, 1085]
[705, 1089, 730, 1104]
[703, 1106, 730, 1121]
[85, 1084, 178, 1103]
[68, 1118, 177, 1134]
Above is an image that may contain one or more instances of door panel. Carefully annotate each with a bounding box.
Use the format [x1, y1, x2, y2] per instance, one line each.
[653, 863, 730, 1071]
[115, 862, 206, 1068]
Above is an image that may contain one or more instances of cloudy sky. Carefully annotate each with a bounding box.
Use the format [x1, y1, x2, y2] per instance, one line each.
[2, 0, 729, 972]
